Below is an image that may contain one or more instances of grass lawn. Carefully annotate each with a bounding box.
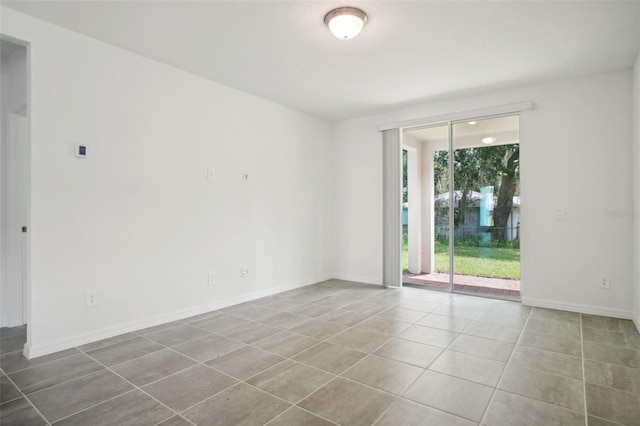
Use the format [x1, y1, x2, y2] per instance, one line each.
[403, 240, 520, 280]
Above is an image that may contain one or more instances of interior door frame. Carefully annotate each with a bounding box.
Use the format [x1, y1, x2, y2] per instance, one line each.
[0, 34, 31, 354]
[5, 113, 29, 324]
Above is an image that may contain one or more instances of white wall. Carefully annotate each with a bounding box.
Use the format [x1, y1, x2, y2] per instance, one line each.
[0, 41, 28, 327]
[334, 70, 634, 318]
[333, 118, 382, 284]
[633, 52, 640, 330]
[1, 8, 334, 357]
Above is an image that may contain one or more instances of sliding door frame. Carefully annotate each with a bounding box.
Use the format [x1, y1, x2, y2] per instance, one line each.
[380, 101, 533, 295]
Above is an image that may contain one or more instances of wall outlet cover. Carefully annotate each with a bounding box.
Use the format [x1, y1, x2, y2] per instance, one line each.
[85, 289, 98, 307]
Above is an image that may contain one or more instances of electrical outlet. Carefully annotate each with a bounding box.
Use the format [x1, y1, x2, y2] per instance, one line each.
[207, 167, 215, 180]
[241, 268, 249, 278]
[85, 289, 98, 307]
[242, 172, 249, 182]
[600, 275, 610, 289]
[208, 271, 216, 286]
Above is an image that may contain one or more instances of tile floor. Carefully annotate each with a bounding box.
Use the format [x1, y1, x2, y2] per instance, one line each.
[1, 280, 639, 426]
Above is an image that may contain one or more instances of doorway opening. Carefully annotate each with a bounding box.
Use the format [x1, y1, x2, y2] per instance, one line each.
[1, 37, 30, 355]
[402, 115, 521, 299]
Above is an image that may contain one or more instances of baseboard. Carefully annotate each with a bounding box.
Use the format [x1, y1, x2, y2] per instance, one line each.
[634, 314, 640, 334]
[25, 274, 332, 359]
[521, 297, 633, 320]
[332, 273, 382, 286]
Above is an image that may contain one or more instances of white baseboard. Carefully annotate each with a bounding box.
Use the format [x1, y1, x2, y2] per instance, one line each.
[24, 274, 332, 359]
[634, 314, 640, 334]
[521, 297, 633, 320]
[332, 273, 382, 286]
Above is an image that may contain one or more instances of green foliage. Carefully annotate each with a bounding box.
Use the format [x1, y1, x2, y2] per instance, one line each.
[402, 149, 408, 203]
[403, 231, 520, 279]
[431, 144, 520, 230]
[434, 235, 519, 249]
[492, 239, 520, 249]
[433, 149, 449, 196]
[435, 233, 449, 244]
[435, 242, 520, 279]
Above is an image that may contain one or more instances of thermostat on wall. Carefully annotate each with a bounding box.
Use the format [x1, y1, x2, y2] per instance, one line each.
[74, 144, 87, 158]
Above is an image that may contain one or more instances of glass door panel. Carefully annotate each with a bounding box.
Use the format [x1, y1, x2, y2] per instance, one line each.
[451, 116, 521, 298]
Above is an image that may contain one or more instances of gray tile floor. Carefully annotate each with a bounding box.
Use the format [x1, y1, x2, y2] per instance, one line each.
[1, 280, 639, 426]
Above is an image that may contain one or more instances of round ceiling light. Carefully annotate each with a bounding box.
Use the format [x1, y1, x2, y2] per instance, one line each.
[481, 137, 497, 145]
[324, 7, 368, 40]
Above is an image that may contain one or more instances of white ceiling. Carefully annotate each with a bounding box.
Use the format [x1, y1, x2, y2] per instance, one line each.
[3, 1, 639, 122]
[405, 115, 519, 149]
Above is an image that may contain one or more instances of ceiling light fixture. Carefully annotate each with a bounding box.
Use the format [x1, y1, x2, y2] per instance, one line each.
[468, 121, 477, 125]
[481, 137, 497, 145]
[324, 7, 368, 40]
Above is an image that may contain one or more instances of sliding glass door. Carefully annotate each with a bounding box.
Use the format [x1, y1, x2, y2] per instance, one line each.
[402, 115, 521, 299]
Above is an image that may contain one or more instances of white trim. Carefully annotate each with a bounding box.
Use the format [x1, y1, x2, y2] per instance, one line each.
[332, 273, 382, 286]
[447, 122, 454, 292]
[377, 101, 534, 131]
[521, 297, 633, 320]
[24, 274, 331, 359]
[634, 315, 640, 334]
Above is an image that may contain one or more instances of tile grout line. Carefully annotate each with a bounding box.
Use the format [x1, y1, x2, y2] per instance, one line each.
[219, 289, 524, 424]
[1, 369, 51, 426]
[52, 336, 242, 424]
[13, 337, 194, 409]
[286, 292, 460, 424]
[126, 286, 390, 424]
[20, 284, 379, 425]
[4, 290, 382, 418]
[236, 292, 414, 405]
[265, 406, 341, 426]
[95, 328, 307, 422]
[73, 287, 360, 389]
[0, 374, 25, 406]
[48, 388, 143, 425]
[145, 346, 294, 422]
[580, 314, 589, 426]
[157, 344, 341, 425]
[235, 289, 448, 424]
[18, 293, 408, 407]
[0, 348, 82, 375]
[58, 351, 195, 426]
[373, 305, 457, 411]
[141, 297, 591, 425]
[477, 305, 533, 425]
[10, 284, 540, 426]
[332, 295, 522, 424]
